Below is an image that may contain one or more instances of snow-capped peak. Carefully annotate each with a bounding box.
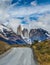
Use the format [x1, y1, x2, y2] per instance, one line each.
[0, 24, 11, 32]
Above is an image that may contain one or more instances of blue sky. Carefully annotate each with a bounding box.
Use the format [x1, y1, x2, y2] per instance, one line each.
[11, 0, 50, 5]
[37, 0, 50, 4]
[0, 0, 50, 33]
[12, 0, 50, 4]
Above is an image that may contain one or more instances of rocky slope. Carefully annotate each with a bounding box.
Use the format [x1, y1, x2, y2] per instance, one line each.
[29, 28, 50, 42]
[0, 24, 27, 45]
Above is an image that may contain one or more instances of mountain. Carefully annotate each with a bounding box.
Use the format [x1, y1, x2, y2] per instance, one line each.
[0, 24, 50, 44]
[29, 28, 50, 42]
[0, 24, 27, 45]
[22, 28, 32, 44]
[22, 28, 29, 37]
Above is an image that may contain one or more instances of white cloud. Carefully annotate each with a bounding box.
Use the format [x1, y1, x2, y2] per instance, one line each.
[8, 4, 50, 17]
[0, 1, 50, 33]
[37, 13, 50, 32]
[26, 13, 50, 33]
[18, 12, 50, 33]
[0, 10, 10, 24]
[31, 1, 37, 6]
[7, 18, 22, 33]
[0, 0, 12, 9]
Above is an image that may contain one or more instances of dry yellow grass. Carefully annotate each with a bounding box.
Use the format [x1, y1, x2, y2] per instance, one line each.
[32, 40, 50, 65]
[0, 41, 11, 55]
[1, 39, 50, 65]
[0, 41, 29, 55]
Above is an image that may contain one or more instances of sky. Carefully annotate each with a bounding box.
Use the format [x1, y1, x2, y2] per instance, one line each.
[0, 0, 50, 33]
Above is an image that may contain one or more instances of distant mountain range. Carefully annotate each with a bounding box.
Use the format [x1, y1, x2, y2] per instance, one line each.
[0, 24, 50, 44]
[0, 24, 27, 45]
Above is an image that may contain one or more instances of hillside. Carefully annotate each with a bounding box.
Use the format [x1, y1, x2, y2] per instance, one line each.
[32, 40, 50, 65]
[0, 41, 29, 55]
[0, 39, 50, 65]
[0, 41, 11, 55]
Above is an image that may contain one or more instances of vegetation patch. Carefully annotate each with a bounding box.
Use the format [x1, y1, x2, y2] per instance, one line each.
[32, 40, 50, 65]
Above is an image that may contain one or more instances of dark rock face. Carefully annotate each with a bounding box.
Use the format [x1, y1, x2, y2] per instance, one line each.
[29, 28, 49, 42]
[0, 24, 26, 45]
[22, 28, 29, 37]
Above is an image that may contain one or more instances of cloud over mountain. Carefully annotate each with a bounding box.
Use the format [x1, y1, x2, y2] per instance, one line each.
[0, 0, 50, 33]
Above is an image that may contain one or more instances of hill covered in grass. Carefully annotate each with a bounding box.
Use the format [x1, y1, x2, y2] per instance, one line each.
[0, 41, 29, 55]
[32, 40, 50, 65]
[0, 41, 11, 55]
[0, 39, 50, 65]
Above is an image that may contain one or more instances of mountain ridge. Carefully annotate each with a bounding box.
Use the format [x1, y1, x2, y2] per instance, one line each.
[0, 24, 50, 44]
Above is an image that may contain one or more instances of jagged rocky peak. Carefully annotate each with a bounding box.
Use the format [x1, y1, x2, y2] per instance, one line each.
[0, 24, 27, 45]
[22, 28, 29, 38]
[0, 24, 11, 32]
[17, 25, 22, 36]
[29, 28, 48, 37]
[0, 24, 50, 44]
[29, 28, 49, 42]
